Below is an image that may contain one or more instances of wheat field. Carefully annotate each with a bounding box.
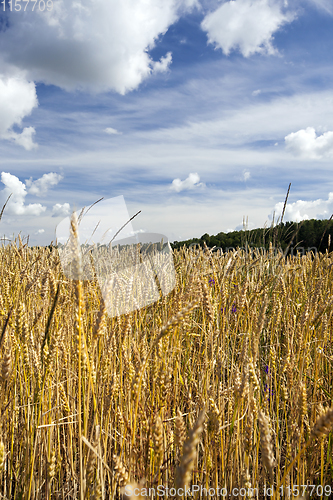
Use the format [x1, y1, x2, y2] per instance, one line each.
[0, 216, 333, 499]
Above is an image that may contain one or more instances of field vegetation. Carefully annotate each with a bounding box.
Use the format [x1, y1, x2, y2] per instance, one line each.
[0, 214, 333, 499]
[172, 218, 333, 256]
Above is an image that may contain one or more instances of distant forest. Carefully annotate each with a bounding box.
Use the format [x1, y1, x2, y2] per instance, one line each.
[171, 218, 333, 256]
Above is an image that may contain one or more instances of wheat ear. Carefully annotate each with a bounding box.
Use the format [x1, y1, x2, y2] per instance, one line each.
[175, 409, 205, 491]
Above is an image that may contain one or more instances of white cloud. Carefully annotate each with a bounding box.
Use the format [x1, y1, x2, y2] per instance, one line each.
[35, 229, 45, 235]
[139, 88, 333, 153]
[52, 203, 71, 217]
[271, 192, 333, 223]
[0, 75, 38, 150]
[3, 126, 38, 151]
[170, 172, 204, 192]
[104, 127, 121, 135]
[285, 127, 333, 159]
[153, 52, 173, 73]
[252, 89, 261, 96]
[201, 0, 295, 57]
[0, 172, 46, 216]
[0, 0, 197, 94]
[234, 220, 255, 231]
[26, 172, 63, 196]
[242, 169, 251, 181]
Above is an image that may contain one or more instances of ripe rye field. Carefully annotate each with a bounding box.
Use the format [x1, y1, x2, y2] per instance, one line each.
[0, 214, 333, 499]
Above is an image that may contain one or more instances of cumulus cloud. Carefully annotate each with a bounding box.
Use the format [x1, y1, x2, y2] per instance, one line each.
[153, 52, 173, 73]
[170, 172, 204, 192]
[271, 192, 333, 223]
[0, 75, 38, 149]
[3, 126, 38, 151]
[234, 220, 255, 231]
[104, 127, 121, 135]
[26, 172, 63, 196]
[0, 0, 197, 94]
[285, 127, 333, 159]
[0, 172, 46, 216]
[52, 203, 71, 217]
[201, 0, 295, 57]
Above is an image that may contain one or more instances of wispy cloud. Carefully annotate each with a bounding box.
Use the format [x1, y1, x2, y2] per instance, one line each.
[104, 127, 122, 135]
[306, 0, 333, 15]
[242, 169, 251, 181]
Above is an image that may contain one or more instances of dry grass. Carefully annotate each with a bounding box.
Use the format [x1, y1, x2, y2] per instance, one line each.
[0, 233, 333, 499]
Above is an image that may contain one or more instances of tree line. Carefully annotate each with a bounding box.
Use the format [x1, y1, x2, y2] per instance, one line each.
[171, 218, 333, 256]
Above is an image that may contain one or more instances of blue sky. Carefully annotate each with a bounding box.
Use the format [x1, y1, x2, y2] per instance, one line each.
[1, 0, 333, 245]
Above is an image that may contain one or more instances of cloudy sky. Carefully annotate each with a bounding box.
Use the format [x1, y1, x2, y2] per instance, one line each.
[1, 0, 333, 245]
